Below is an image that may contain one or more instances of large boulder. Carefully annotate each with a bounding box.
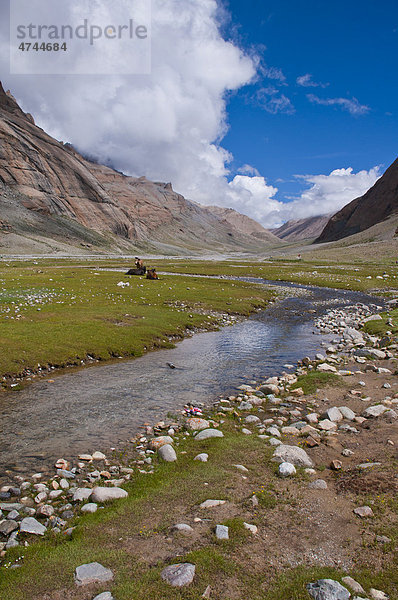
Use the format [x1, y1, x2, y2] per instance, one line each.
[272, 444, 313, 468]
[161, 563, 195, 587]
[185, 418, 210, 431]
[74, 562, 113, 586]
[194, 429, 224, 441]
[148, 436, 174, 450]
[307, 579, 350, 600]
[90, 487, 128, 503]
[19, 517, 47, 535]
[158, 444, 177, 462]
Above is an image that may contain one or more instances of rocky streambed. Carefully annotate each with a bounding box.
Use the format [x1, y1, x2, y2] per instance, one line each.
[0, 281, 383, 481]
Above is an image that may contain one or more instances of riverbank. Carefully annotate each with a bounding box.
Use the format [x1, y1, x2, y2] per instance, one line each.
[1, 300, 397, 599]
[1, 257, 396, 390]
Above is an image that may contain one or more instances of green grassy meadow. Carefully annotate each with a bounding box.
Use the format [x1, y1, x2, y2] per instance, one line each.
[0, 262, 273, 382]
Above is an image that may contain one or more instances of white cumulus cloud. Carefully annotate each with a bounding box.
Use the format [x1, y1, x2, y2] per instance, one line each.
[273, 166, 381, 225]
[0, 0, 259, 209]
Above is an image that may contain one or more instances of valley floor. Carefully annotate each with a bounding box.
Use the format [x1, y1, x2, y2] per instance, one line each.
[0, 258, 397, 599]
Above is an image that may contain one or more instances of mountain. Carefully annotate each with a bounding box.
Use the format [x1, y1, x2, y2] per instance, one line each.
[203, 205, 280, 243]
[316, 158, 398, 243]
[0, 83, 276, 255]
[272, 214, 333, 242]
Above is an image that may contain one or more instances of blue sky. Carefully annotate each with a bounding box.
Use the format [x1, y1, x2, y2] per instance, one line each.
[222, 0, 398, 202]
[0, 0, 396, 226]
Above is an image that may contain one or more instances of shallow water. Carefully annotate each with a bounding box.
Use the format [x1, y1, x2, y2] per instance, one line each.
[0, 280, 380, 480]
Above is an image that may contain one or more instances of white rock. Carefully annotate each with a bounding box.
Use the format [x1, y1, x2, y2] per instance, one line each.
[338, 406, 356, 420]
[90, 487, 128, 503]
[341, 576, 365, 595]
[243, 522, 258, 534]
[194, 429, 224, 441]
[20, 517, 47, 535]
[369, 589, 389, 600]
[308, 479, 328, 490]
[278, 462, 296, 477]
[326, 407, 343, 422]
[317, 363, 337, 373]
[194, 453, 208, 462]
[354, 505, 374, 518]
[92, 451, 106, 461]
[266, 426, 281, 437]
[269, 437, 282, 446]
[363, 405, 388, 418]
[74, 562, 113, 586]
[306, 413, 319, 424]
[81, 503, 98, 514]
[233, 464, 249, 472]
[78, 454, 93, 462]
[242, 428, 252, 435]
[318, 419, 338, 431]
[73, 488, 93, 502]
[307, 579, 350, 600]
[272, 444, 313, 467]
[158, 444, 177, 462]
[200, 499, 226, 509]
[92, 593, 114, 600]
[172, 523, 193, 534]
[281, 426, 300, 435]
[215, 524, 229, 540]
[161, 563, 195, 587]
[245, 415, 261, 424]
[149, 436, 174, 450]
[185, 418, 210, 431]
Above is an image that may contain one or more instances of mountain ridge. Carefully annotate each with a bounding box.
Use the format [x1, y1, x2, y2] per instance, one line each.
[316, 158, 398, 243]
[0, 82, 277, 255]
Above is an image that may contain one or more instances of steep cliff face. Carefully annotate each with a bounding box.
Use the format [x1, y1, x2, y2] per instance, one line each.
[204, 205, 280, 243]
[0, 82, 275, 254]
[272, 214, 333, 242]
[316, 158, 398, 243]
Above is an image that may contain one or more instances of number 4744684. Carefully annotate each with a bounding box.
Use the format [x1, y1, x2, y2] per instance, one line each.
[18, 42, 67, 51]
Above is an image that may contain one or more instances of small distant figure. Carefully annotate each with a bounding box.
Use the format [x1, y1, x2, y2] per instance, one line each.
[297, 254, 302, 260]
[126, 257, 146, 275]
[146, 268, 159, 280]
[135, 257, 144, 269]
[167, 362, 176, 369]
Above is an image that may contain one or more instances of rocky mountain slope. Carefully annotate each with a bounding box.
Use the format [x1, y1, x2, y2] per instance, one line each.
[0, 83, 277, 255]
[204, 205, 280, 243]
[316, 158, 398, 243]
[272, 214, 333, 242]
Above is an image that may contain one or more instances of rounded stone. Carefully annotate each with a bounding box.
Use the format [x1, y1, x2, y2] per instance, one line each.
[158, 444, 177, 462]
[90, 487, 128, 503]
[194, 453, 208, 462]
[81, 503, 98, 514]
[161, 563, 195, 587]
[272, 444, 314, 468]
[74, 562, 113, 586]
[194, 429, 224, 441]
[278, 462, 296, 477]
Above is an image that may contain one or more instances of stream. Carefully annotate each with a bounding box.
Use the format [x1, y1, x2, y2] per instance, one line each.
[0, 278, 381, 481]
